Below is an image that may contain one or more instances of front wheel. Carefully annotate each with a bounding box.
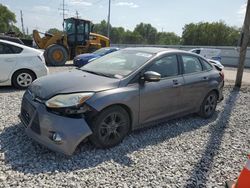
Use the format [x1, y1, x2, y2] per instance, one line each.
[89, 106, 130, 148]
[45, 44, 68, 66]
[199, 91, 218, 118]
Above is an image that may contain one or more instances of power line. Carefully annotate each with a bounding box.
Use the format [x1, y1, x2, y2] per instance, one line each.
[58, 0, 69, 29]
[20, 10, 25, 34]
[75, 10, 79, 18]
[107, 0, 111, 38]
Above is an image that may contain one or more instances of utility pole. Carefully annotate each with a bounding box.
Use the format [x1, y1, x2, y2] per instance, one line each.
[107, 0, 111, 38]
[20, 10, 25, 35]
[59, 0, 68, 30]
[235, 0, 250, 87]
[75, 10, 79, 19]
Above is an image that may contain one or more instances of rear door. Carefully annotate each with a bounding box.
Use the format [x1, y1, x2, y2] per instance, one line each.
[180, 54, 211, 112]
[139, 54, 185, 124]
[0, 42, 22, 82]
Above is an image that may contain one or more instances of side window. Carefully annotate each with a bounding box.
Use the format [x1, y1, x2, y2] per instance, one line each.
[11, 45, 23, 54]
[0, 43, 13, 54]
[182, 55, 202, 74]
[0, 44, 4, 54]
[200, 59, 213, 71]
[148, 55, 179, 78]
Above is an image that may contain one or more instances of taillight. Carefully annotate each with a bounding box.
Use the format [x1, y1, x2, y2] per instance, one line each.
[219, 70, 224, 80]
[37, 53, 45, 63]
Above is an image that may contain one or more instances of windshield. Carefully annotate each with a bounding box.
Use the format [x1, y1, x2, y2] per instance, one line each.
[64, 19, 75, 34]
[93, 48, 111, 55]
[81, 50, 153, 78]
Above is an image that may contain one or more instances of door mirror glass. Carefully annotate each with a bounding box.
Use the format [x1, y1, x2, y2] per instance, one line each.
[143, 71, 161, 82]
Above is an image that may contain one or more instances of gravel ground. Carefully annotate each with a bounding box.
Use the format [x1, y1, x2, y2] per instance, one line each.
[0, 66, 250, 187]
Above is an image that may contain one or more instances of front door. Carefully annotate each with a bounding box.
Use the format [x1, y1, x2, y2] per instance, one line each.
[139, 54, 184, 124]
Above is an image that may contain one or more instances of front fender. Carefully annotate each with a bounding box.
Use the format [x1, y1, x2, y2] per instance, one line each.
[86, 85, 140, 129]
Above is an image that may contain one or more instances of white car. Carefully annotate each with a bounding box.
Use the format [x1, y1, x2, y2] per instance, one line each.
[189, 48, 222, 61]
[207, 59, 224, 69]
[0, 39, 49, 89]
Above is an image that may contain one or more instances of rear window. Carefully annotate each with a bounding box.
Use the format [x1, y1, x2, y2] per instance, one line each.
[0, 42, 23, 54]
[200, 59, 213, 71]
[182, 55, 202, 74]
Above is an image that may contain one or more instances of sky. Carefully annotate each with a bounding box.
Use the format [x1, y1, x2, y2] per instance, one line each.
[0, 0, 247, 36]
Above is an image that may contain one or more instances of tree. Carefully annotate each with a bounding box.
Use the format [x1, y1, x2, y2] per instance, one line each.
[156, 32, 181, 45]
[182, 21, 240, 46]
[93, 20, 109, 37]
[47, 28, 63, 35]
[134, 23, 157, 44]
[110, 27, 125, 44]
[122, 31, 143, 44]
[0, 4, 17, 33]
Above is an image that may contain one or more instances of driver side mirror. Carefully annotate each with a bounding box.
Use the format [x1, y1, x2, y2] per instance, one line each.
[142, 71, 161, 82]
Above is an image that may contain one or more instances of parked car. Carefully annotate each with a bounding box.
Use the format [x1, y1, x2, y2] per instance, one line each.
[190, 48, 222, 61]
[0, 39, 49, 89]
[73, 47, 119, 67]
[20, 47, 224, 155]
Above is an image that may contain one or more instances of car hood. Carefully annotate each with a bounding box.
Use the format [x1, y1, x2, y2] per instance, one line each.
[75, 53, 99, 60]
[29, 69, 120, 99]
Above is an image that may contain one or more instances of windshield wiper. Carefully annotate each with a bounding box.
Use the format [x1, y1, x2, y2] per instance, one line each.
[80, 69, 117, 78]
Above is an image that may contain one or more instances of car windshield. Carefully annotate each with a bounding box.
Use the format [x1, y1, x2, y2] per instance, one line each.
[93, 48, 112, 55]
[81, 50, 153, 78]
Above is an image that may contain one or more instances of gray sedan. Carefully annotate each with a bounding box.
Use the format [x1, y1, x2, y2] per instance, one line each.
[19, 47, 224, 155]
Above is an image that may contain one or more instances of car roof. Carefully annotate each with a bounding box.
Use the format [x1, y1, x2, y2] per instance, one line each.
[0, 39, 42, 53]
[0, 39, 26, 48]
[123, 47, 185, 54]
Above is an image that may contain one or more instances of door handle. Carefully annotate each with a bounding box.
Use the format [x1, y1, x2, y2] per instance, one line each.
[203, 76, 209, 80]
[173, 79, 181, 87]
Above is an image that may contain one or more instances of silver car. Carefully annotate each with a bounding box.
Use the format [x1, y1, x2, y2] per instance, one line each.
[19, 47, 224, 155]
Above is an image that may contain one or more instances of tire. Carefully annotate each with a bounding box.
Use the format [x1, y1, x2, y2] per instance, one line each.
[89, 106, 130, 148]
[45, 44, 68, 66]
[199, 91, 218, 118]
[12, 70, 36, 89]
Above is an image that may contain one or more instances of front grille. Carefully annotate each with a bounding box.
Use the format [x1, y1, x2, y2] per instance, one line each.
[21, 94, 39, 134]
[30, 114, 41, 134]
[21, 108, 30, 127]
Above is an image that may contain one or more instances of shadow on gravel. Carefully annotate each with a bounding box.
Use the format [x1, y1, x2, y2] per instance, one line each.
[0, 86, 21, 93]
[0, 109, 219, 174]
[184, 87, 240, 188]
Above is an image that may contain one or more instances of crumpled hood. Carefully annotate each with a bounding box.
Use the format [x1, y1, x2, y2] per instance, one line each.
[29, 69, 120, 99]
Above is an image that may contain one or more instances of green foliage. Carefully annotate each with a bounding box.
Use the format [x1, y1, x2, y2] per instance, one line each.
[182, 21, 240, 46]
[134, 23, 157, 44]
[93, 20, 181, 45]
[92, 20, 109, 36]
[157, 32, 181, 45]
[0, 4, 16, 33]
[47, 28, 63, 35]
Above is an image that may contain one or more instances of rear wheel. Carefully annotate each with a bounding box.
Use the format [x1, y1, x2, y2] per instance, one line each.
[12, 70, 36, 89]
[45, 44, 68, 66]
[199, 91, 218, 118]
[89, 106, 130, 148]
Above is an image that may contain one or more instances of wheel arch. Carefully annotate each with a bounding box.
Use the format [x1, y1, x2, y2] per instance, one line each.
[11, 68, 37, 84]
[209, 88, 219, 99]
[92, 103, 133, 131]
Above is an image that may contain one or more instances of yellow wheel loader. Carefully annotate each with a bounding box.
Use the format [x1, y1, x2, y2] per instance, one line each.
[33, 17, 110, 66]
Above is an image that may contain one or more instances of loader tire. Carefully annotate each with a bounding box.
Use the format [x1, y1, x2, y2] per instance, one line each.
[45, 44, 68, 66]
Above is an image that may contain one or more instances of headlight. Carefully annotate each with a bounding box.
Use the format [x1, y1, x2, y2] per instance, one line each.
[45, 92, 94, 108]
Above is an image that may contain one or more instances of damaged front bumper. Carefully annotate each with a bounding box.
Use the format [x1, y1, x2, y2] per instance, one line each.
[19, 91, 92, 155]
